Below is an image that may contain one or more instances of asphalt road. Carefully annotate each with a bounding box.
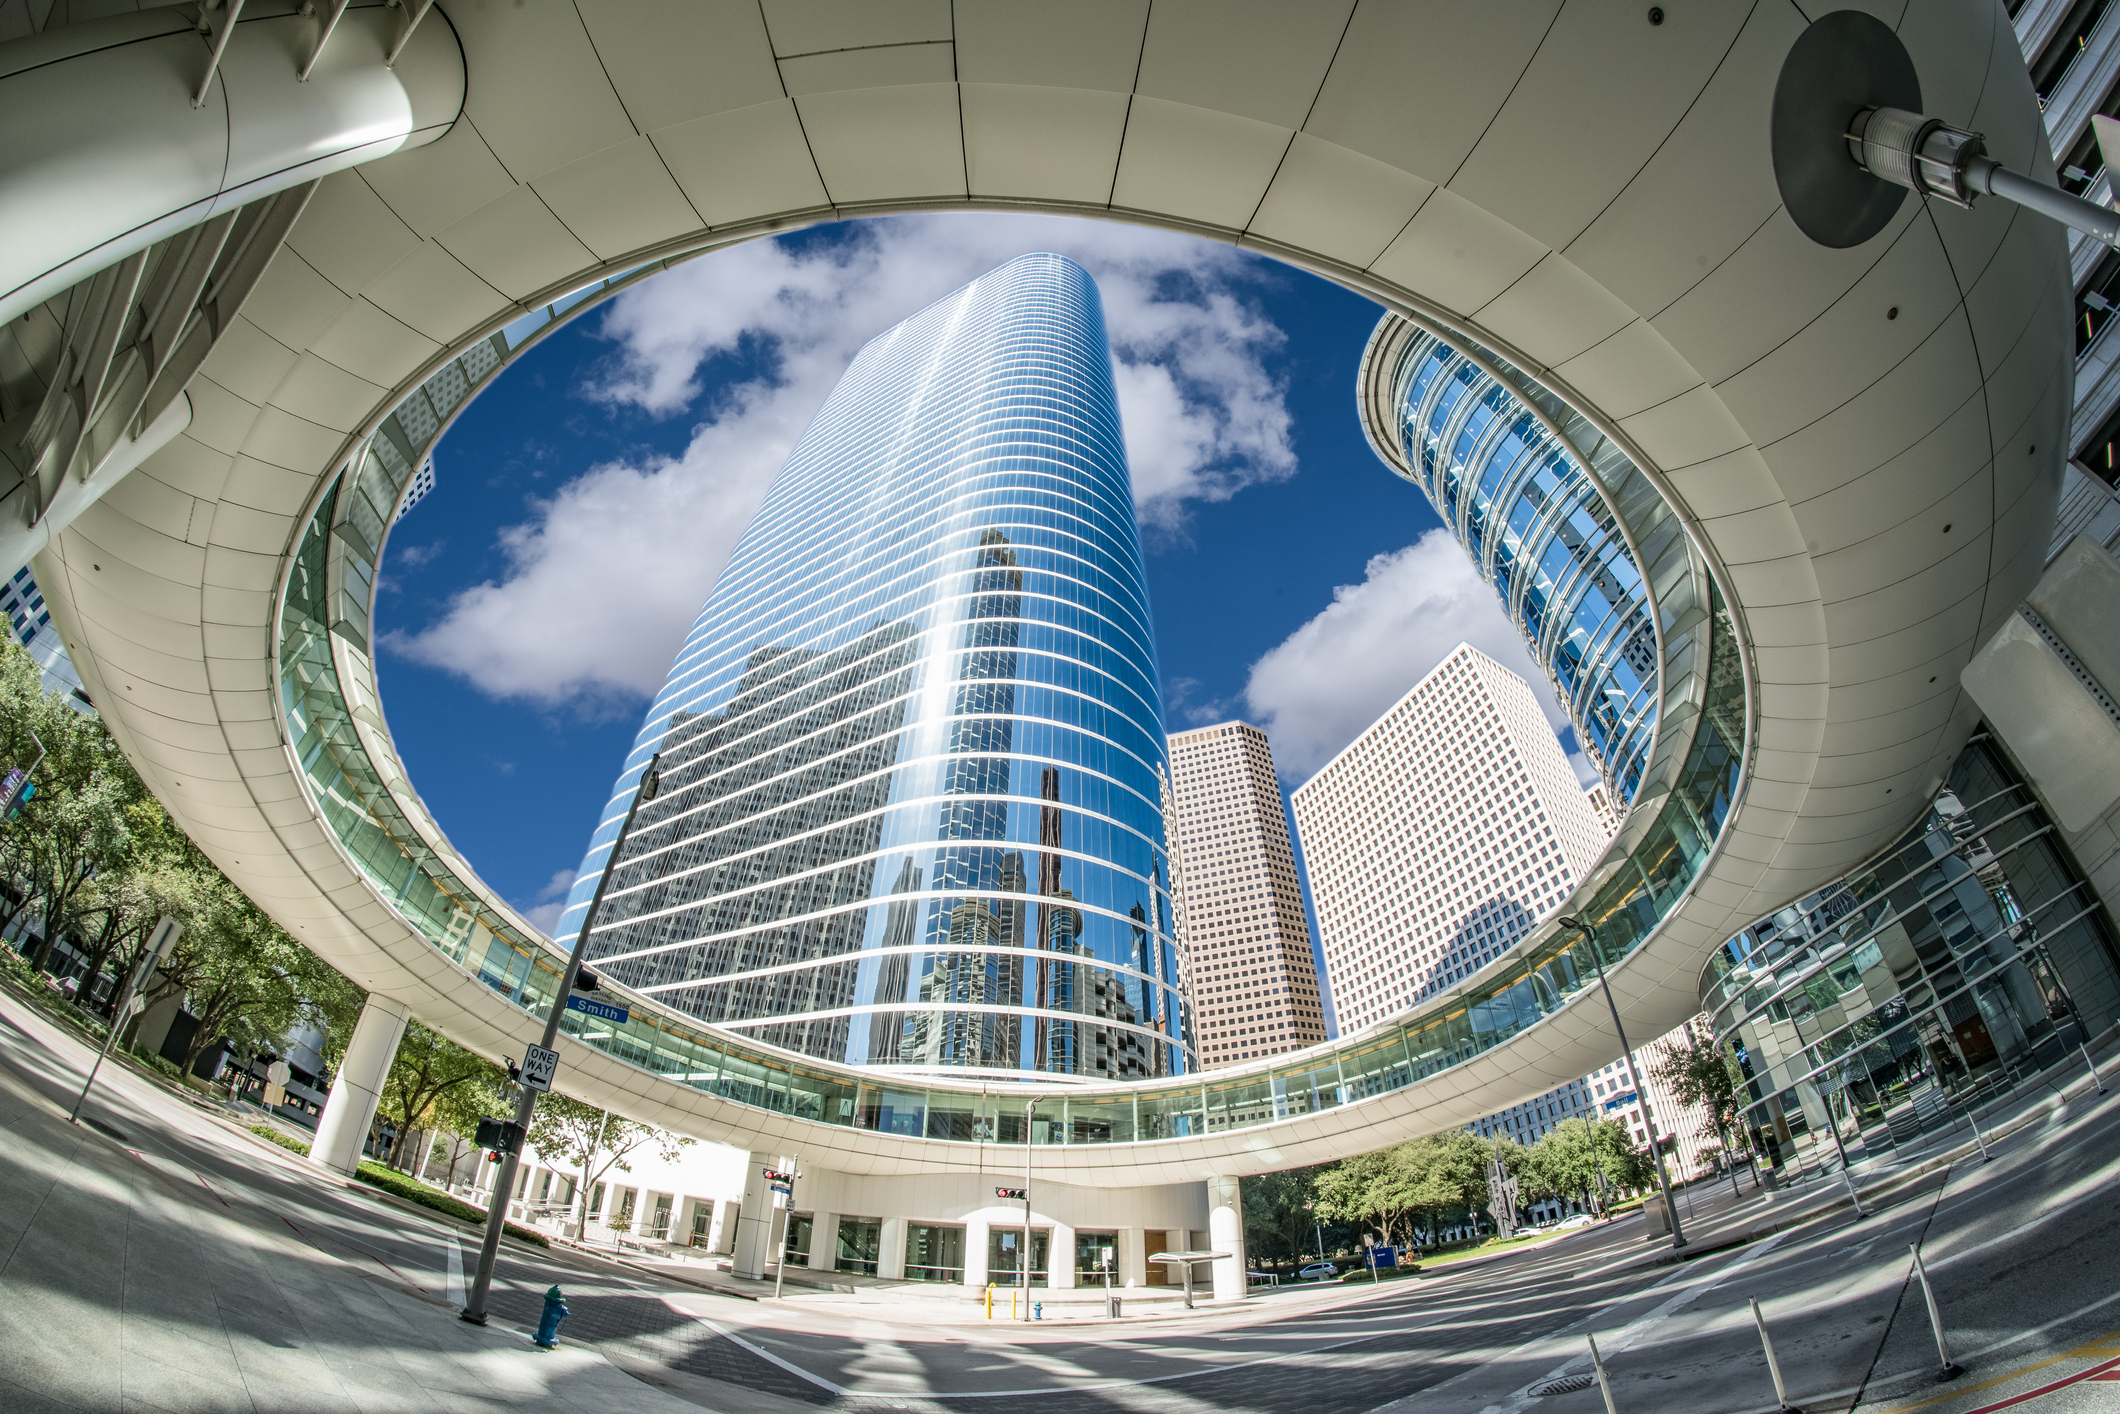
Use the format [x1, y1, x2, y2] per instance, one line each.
[5, 984, 2116, 1414]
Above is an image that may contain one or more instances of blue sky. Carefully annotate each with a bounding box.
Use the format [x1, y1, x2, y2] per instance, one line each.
[371, 214, 1571, 1018]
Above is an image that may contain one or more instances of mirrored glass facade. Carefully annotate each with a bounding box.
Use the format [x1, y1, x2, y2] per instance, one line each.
[554, 254, 1189, 1080]
[1702, 731, 2120, 1173]
[1375, 332, 1658, 801]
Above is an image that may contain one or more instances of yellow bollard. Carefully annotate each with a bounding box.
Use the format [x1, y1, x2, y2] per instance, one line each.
[985, 1283, 994, 1319]
[1011, 1288, 1018, 1320]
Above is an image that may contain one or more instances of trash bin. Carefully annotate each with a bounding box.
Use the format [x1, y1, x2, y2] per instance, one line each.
[1106, 1295, 1122, 1318]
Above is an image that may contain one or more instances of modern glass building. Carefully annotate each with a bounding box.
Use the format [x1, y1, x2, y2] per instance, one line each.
[1703, 729, 2120, 1172]
[553, 254, 1189, 1082]
[1360, 328, 1659, 803]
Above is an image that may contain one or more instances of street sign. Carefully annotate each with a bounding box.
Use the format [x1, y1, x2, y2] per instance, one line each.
[266, 1059, 291, 1087]
[520, 1043, 559, 1092]
[565, 994, 630, 1024]
[125, 993, 144, 1016]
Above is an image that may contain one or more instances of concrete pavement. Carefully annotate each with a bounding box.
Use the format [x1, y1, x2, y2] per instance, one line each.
[5, 976, 2119, 1414]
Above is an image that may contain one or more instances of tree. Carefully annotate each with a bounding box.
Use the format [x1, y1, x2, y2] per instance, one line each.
[1652, 1020, 1746, 1160]
[375, 1021, 508, 1170]
[1242, 1166, 1330, 1267]
[526, 1093, 692, 1234]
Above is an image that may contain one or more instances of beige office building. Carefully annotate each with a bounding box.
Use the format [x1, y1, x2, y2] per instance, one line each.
[1293, 644, 1613, 1034]
[1166, 722, 1327, 1066]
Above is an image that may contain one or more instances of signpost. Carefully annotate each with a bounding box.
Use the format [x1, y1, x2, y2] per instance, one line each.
[563, 995, 629, 1025]
[518, 1043, 558, 1093]
[461, 755, 661, 1326]
[70, 915, 182, 1124]
[767, 1161, 798, 1297]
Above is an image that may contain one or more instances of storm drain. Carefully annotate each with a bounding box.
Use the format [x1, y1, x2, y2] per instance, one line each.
[1531, 1374, 1596, 1396]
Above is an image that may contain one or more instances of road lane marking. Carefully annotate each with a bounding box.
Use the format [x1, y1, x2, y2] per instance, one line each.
[446, 1232, 464, 1308]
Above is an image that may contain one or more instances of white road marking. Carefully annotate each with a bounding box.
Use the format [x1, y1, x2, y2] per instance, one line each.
[446, 1231, 464, 1308]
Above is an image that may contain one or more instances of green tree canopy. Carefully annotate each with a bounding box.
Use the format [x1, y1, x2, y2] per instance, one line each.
[526, 1093, 693, 1233]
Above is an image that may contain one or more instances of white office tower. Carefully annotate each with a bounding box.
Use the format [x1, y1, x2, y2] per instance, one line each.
[1167, 722, 1327, 1065]
[1584, 782, 1620, 835]
[1292, 643, 1613, 1034]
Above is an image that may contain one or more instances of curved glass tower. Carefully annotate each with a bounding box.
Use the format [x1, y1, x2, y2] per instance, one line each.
[1363, 328, 1659, 802]
[555, 254, 1189, 1081]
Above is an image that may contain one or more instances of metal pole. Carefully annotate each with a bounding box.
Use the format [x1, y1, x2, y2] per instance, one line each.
[1964, 1104, 1990, 1162]
[772, 1167, 795, 1300]
[1750, 1297, 1802, 1412]
[70, 916, 182, 1124]
[2027, 936, 2106, 1096]
[462, 755, 660, 1325]
[1022, 1097, 1036, 1318]
[1562, 918, 1686, 1249]
[1587, 1332, 1620, 1414]
[1826, 1082, 1864, 1219]
[1909, 1245, 1962, 1379]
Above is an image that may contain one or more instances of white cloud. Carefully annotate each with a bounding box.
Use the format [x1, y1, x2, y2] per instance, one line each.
[519, 867, 575, 937]
[388, 214, 1300, 708]
[1241, 529, 1571, 781]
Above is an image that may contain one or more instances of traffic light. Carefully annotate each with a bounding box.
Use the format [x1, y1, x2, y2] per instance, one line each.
[474, 1116, 524, 1155]
[995, 1186, 1027, 1200]
[573, 969, 600, 993]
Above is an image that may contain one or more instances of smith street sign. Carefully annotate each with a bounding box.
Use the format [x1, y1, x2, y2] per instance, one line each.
[565, 994, 630, 1024]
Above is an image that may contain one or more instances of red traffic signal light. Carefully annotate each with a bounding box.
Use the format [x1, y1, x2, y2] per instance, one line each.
[995, 1186, 1027, 1200]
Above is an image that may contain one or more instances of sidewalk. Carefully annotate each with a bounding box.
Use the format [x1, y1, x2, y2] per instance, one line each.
[0, 992, 708, 1414]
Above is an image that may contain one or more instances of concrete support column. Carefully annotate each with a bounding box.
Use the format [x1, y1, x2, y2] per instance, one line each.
[311, 994, 408, 1177]
[879, 1216, 908, 1281]
[964, 1217, 990, 1289]
[709, 1201, 735, 1255]
[1049, 1220, 1076, 1288]
[1208, 1177, 1248, 1303]
[807, 1212, 837, 1271]
[1120, 1226, 1147, 1289]
[732, 1151, 777, 1280]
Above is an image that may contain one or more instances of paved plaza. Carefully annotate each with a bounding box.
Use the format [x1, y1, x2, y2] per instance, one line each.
[3, 987, 2117, 1414]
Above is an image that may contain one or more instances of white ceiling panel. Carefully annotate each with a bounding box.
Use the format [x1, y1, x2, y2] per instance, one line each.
[197, 319, 297, 407]
[533, 136, 704, 261]
[760, 0, 951, 57]
[794, 85, 967, 205]
[136, 437, 235, 506]
[1133, 0, 1350, 132]
[1756, 321, 1986, 508]
[98, 470, 195, 544]
[435, 186, 598, 302]
[239, 252, 353, 353]
[1616, 383, 1751, 474]
[360, 243, 512, 344]
[954, 0, 1146, 91]
[653, 101, 830, 227]
[1473, 253, 1637, 369]
[576, 0, 782, 133]
[238, 407, 352, 479]
[450, 0, 637, 182]
[288, 172, 422, 300]
[180, 381, 260, 458]
[1366, 188, 1547, 318]
[1110, 98, 1288, 231]
[1652, 206, 1917, 388]
[1303, 0, 1553, 185]
[356, 122, 519, 241]
[961, 85, 1128, 206]
[221, 456, 327, 521]
[1793, 395, 1989, 557]
[1451, 0, 1751, 253]
[1247, 134, 1432, 271]
[1552, 320, 1702, 422]
[308, 299, 443, 390]
[780, 42, 952, 95]
[268, 356, 386, 435]
[1563, 4, 1803, 320]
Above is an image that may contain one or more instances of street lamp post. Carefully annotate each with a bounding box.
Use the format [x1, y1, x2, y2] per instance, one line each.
[1559, 916, 1686, 1251]
[1021, 1097, 1038, 1320]
[461, 754, 661, 1325]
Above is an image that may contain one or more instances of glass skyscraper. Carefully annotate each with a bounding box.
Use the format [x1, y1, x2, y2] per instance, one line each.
[555, 254, 1190, 1081]
[1364, 329, 1659, 802]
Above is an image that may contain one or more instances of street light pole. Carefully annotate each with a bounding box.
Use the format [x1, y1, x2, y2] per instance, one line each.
[1022, 1096, 1038, 1319]
[462, 753, 661, 1325]
[1559, 916, 1686, 1250]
